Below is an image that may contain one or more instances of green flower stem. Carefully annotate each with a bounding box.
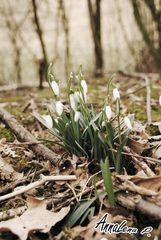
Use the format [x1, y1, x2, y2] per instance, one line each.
[100, 158, 115, 207]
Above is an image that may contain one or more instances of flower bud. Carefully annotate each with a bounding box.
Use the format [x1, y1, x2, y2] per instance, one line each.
[70, 94, 77, 111]
[105, 106, 112, 120]
[70, 71, 73, 79]
[74, 91, 81, 103]
[81, 80, 88, 94]
[55, 101, 63, 116]
[124, 116, 132, 130]
[159, 95, 161, 106]
[41, 115, 53, 129]
[51, 81, 59, 96]
[102, 121, 106, 127]
[113, 88, 120, 101]
[74, 111, 81, 122]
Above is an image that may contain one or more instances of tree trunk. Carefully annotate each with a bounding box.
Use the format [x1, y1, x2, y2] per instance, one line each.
[131, 0, 161, 69]
[59, 0, 70, 77]
[31, 0, 48, 89]
[87, 0, 103, 77]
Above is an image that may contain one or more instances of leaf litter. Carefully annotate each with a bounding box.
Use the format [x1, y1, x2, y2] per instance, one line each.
[0, 76, 161, 240]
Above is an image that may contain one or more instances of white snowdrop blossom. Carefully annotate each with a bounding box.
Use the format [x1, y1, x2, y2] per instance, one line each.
[105, 106, 112, 120]
[74, 91, 81, 103]
[41, 115, 53, 129]
[102, 121, 106, 127]
[70, 71, 73, 78]
[159, 95, 161, 106]
[113, 88, 120, 101]
[70, 94, 77, 111]
[55, 101, 63, 116]
[55, 118, 59, 124]
[74, 111, 81, 122]
[124, 116, 132, 130]
[51, 81, 59, 96]
[81, 80, 88, 94]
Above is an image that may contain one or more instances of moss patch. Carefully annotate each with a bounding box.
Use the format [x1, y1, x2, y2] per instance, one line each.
[0, 125, 15, 142]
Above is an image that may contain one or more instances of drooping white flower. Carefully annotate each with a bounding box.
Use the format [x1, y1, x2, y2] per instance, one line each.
[81, 80, 88, 94]
[70, 94, 77, 111]
[159, 95, 161, 106]
[124, 116, 132, 130]
[55, 101, 63, 116]
[74, 111, 81, 122]
[70, 71, 73, 79]
[102, 121, 106, 127]
[41, 115, 53, 129]
[113, 88, 120, 101]
[51, 81, 59, 96]
[105, 106, 112, 120]
[55, 118, 59, 124]
[74, 91, 81, 103]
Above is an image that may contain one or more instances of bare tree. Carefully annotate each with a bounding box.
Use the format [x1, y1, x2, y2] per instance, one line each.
[87, 0, 103, 77]
[1, 0, 22, 85]
[131, 0, 161, 69]
[58, 0, 70, 77]
[31, 0, 48, 89]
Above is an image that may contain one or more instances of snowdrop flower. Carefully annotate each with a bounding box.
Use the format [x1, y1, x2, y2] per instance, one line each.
[74, 111, 81, 122]
[51, 81, 59, 96]
[55, 101, 63, 116]
[159, 95, 161, 106]
[81, 80, 88, 94]
[105, 106, 112, 120]
[124, 116, 132, 130]
[102, 121, 106, 127]
[70, 94, 77, 111]
[74, 91, 81, 103]
[113, 88, 120, 101]
[41, 115, 53, 129]
[70, 71, 73, 79]
[55, 118, 59, 124]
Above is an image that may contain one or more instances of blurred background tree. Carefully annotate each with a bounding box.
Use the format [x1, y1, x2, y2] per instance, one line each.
[0, 0, 160, 87]
[131, 0, 161, 72]
[87, 0, 103, 77]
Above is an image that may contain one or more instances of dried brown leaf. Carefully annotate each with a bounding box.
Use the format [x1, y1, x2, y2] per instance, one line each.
[0, 197, 70, 240]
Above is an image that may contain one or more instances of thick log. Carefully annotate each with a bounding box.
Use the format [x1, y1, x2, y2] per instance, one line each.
[0, 107, 58, 166]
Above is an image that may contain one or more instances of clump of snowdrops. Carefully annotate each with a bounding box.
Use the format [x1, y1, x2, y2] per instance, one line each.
[35, 64, 133, 207]
[36, 65, 132, 174]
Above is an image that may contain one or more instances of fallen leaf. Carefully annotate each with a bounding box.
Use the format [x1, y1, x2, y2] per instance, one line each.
[0, 197, 70, 240]
[152, 144, 161, 159]
[0, 157, 23, 181]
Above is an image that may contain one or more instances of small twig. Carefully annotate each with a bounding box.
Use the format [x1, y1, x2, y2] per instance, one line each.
[121, 150, 161, 164]
[8, 141, 44, 146]
[78, 170, 102, 201]
[66, 183, 79, 202]
[0, 174, 76, 202]
[0, 169, 47, 196]
[54, 180, 103, 211]
[144, 75, 151, 123]
[122, 85, 146, 98]
[123, 146, 155, 177]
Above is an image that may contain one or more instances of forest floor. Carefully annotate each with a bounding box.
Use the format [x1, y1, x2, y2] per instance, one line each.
[0, 72, 161, 240]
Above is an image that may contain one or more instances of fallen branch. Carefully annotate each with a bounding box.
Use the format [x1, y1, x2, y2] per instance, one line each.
[0, 169, 47, 196]
[0, 107, 58, 165]
[123, 146, 155, 177]
[144, 75, 151, 123]
[0, 174, 76, 202]
[117, 193, 161, 220]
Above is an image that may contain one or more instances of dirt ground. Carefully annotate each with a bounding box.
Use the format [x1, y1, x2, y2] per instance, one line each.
[0, 72, 161, 240]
